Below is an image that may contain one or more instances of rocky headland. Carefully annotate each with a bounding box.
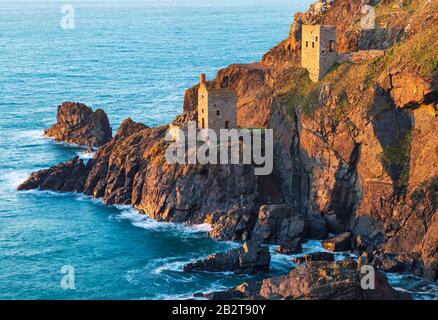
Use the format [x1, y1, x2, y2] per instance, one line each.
[18, 0, 437, 299]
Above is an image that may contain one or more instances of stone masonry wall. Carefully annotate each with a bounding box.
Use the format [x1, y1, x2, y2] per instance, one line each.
[198, 85, 209, 130]
[318, 26, 337, 79]
[302, 25, 322, 82]
[301, 25, 337, 82]
[207, 92, 237, 135]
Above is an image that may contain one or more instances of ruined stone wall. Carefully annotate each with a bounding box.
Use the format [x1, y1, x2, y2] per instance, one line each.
[198, 85, 209, 130]
[318, 26, 337, 78]
[351, 50, 385, 63]
[301, 25, 337, 82]
[207, 92, 237, 135]
[302, 25, 321, 82]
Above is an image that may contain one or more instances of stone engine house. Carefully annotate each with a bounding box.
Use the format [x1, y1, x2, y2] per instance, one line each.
[198, 74, 237, 135]
[301, 24, 337, 82]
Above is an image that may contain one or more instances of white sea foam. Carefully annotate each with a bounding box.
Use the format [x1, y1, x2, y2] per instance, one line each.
[150, 282, 231, 301]
[75, 195, 108, 208]
[269, 239, 358, 273]
[115, 206, 212, 235]
[151, 259, 189, 275]
[151, 292, 199, 301]
[0, 170, 31, 190]
[15, 129, 46, 142]
[386, 272, 438, 300]
[77, 149, 96, 164]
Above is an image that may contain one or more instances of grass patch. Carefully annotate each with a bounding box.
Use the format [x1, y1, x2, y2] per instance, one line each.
[280, 68, 319, 118]
[383, 28, 438, 78]
[380, 131, 412, 191]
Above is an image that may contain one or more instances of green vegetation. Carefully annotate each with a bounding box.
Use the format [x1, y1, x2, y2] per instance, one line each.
[374, 0, 417, 26]
[381, 133, 411, 167]
[281, 68, 319, 118]
[410, 176, 438, 202]
[380, 131, 412, 191]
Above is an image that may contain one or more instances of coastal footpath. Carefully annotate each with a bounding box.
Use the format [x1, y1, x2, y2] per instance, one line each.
[18, 0, 437, 298]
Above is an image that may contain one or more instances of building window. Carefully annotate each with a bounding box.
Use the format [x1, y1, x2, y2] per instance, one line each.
[201, 95, 204, 99]
[216, 110, 220, 116]
[305, 41, 308, 48]
[202, 118, 205, 129]
[312, 42, 315, 48]
[315, 36, 318, 41]
[329, 40, 335, 52]
[202, 109, 204, 114]
[225, 121, 229, 129]
[322, 50, 325, 53]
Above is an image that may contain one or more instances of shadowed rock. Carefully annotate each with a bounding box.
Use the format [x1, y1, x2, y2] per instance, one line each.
[292, 252, 335, 265]
[276, 239, 302, 255]
[183, 241, 271, 275]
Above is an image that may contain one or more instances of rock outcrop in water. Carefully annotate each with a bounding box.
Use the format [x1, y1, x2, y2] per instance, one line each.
[322, 232, 351, 252]
[275, 239, 303, 255]
[44, 102, 112, 147]
[201, 258, 412, 300]
[292, 252, 335, 264]
[19, 0, 438, 296]
[183, 241, 271, 275]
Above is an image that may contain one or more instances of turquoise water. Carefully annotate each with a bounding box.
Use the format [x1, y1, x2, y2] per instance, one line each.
[0, 0, 313, 300]
[0, 1, 436, 300]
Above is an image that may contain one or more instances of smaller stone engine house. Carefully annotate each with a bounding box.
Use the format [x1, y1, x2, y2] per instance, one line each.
[301, 24, 337, 82]
[198, 74, 237, 135]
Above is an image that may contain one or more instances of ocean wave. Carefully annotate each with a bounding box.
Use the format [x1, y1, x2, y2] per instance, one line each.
[76, 194, 106, 205]
[149, 292, 198, 301]
[77, 149, 96, 163]
[115, 206, 212, 235]
[150, 282, 231, 301]
[19, 188, 78, 198]
[300, 239, 357, 260]
[0, 170, 31, 191]
[149, 258, 189, 275]
[386, 273, 438, 300]
[269, 239, 358, 273]
[50, 140, 89, 149]
[14, 129, 46, 142]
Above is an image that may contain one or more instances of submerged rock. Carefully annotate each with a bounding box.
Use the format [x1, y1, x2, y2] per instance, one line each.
[44, 102, 112, 147]
[183, 241, 271, 275]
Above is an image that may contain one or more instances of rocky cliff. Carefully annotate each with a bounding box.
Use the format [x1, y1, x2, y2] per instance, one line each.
[19, 0, 437, 293]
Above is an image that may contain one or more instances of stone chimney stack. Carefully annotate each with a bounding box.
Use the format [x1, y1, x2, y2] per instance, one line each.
[200, 73, 206, 86]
